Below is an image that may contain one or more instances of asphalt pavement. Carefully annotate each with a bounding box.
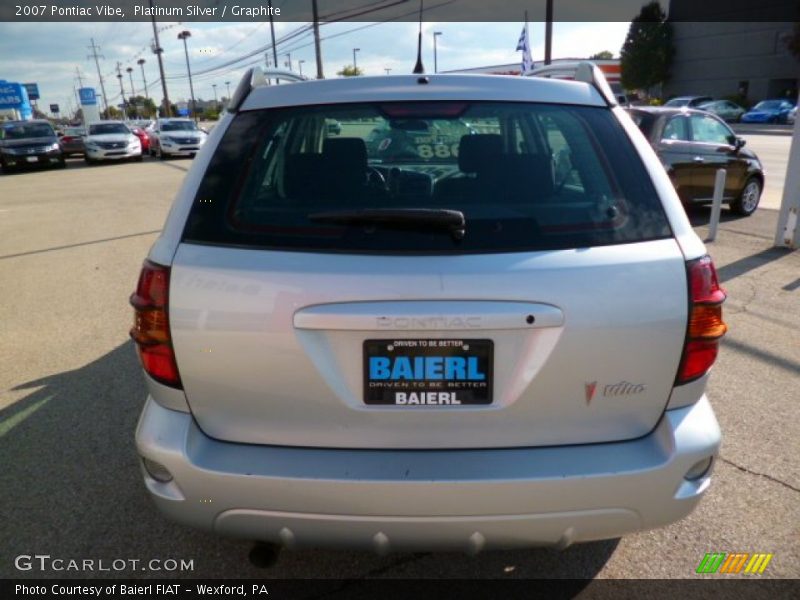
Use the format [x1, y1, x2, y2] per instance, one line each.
[0, 157, 797, 584]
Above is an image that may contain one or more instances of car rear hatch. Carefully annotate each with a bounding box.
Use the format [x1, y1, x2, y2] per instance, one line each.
[165, 98, 687, 449]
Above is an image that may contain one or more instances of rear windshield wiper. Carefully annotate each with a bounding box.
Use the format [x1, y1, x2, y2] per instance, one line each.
[309, 208, 466, 240]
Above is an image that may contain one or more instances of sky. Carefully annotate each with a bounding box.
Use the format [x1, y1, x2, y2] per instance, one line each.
[0, 21, 630, 116]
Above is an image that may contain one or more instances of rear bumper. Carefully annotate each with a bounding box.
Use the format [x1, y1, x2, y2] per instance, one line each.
[135, 396, 720, 552]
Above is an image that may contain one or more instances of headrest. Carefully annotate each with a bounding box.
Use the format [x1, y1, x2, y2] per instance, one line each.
[458, 134, 502, 173]
[322, 137, 367, 171]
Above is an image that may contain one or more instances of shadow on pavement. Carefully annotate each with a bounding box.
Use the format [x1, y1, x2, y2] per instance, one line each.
[714, 246, 795, 283]
[0, 341, 618, 581]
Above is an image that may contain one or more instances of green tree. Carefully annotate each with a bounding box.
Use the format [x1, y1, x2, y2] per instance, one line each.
[589, 50, 614, 60]
[620, 1, 674, 91]
[337, 65, 363, 77]
[103, 106, 123, 120]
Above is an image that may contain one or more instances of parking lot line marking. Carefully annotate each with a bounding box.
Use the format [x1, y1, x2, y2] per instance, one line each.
[0, 230, 161, 261]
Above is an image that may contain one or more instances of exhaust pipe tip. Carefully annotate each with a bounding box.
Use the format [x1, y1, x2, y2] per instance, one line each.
[249, 542, 282, 568]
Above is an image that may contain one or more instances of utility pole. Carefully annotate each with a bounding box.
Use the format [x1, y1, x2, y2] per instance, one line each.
[75, 67, 85, 88]
[178, 30, 198, 124]
[116, 62, 127, 118]
[353, 48, 360, 72]
[87, 38, 109, 116]
[385, 68, 392, 75]
[298, 60, 305, 77]
[149, 0, 171, 117]
[225, 81, 231, 102]
[544, 0, 554, 65]
[212, 83, 218, 110]
[285, 52, 292, 71]
[312, 0, 324, 79]
[268, 2, 279, 73]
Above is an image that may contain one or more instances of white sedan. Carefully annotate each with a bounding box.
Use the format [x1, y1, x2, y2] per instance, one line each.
[84, 121, 142, 163]
[148, 118, 208, 159]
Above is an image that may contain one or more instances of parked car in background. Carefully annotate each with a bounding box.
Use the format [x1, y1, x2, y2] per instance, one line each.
[129, 126, 150, 154]
[148, 118, 208, 159]
[0, 119, 65, 173]
[84, 121, 142, 164]
[664, 96, 713, 108]
[58, 126, 86, 157]
[131, 65, 725, 554]
[627, 106, 764, 215]
[697, 100, 746, 123]
[740, 99, 796, 124]
[785, 105, 797, 125]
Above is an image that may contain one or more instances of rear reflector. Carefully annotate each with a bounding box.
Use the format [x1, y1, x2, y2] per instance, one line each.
[676, 256, 727, 385]
[130, 260, 182, 388]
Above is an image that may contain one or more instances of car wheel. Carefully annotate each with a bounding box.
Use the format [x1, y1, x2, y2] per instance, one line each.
[135, 154, 143, 162]
[731, 177, 761, 216]
[84, 156, 93, 165]
[58, 159, 67, 169]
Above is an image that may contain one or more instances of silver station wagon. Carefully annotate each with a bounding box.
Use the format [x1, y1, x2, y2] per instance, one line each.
[131, 64, 726, 556]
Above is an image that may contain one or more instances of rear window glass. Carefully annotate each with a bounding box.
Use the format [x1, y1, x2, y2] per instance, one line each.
[183, 102, 671, 254]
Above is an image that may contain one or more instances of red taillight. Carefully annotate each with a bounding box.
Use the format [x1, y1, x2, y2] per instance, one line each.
[62, 136, 74, 143]
[130, 260, 182, 388]
[676, 256, 727, 384]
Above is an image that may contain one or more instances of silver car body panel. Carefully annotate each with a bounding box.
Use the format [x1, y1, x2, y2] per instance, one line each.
[136, 394, 720, 551]
[169, 239, 688, 448]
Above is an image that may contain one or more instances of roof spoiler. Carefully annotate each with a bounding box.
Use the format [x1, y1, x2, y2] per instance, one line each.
[228, 67, 308, 113]
[574, 61, 618, 107]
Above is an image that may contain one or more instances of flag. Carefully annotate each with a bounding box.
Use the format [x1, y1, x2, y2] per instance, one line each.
[516, 23, 533, 74]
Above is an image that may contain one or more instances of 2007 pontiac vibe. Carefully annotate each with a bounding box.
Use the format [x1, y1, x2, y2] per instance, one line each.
[132, 64, 724, 556]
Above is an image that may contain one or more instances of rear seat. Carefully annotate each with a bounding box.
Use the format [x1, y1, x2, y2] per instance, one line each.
[435, 134, 554, 204]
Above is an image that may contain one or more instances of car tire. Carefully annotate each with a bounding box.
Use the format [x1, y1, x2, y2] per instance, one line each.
[135, 154, 143, 162]
[731, 177, 761, 216]
[58, 159, 67, 169]
[84, 156, 93, 165]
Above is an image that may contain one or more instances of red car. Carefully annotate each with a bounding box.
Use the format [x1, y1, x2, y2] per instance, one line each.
[130, 126, 150, 153]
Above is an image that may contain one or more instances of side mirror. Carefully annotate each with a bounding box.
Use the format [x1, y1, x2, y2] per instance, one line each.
[201, 128, 209, 134]
[735, 137, 746, 150]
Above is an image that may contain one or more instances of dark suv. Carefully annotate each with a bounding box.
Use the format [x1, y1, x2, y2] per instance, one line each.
[627, 107, 764, 215]
[0, 120, 65, 173]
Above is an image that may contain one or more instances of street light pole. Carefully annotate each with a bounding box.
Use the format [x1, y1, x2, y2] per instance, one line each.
[385, 68, 392, 75]
[285, 52, 292, 71]
[212, 84, 218, 111]
[353, 47, 360, 72]
[115, 62, 126, 119]
[433, 32, 442, 73]
[126, 67, 136, 118]
[177, 30, 198, 124]
[298, 60, 305, 77]
[137, 59, 149, 102]
[225, 81, 231, 102]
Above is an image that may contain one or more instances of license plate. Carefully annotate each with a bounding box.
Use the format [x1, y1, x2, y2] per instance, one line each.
[26, 156, 38, 163]
[364, 339, 493, 405]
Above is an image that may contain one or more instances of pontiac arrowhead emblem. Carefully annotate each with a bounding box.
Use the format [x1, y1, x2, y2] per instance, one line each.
[585, 381, 597, 404]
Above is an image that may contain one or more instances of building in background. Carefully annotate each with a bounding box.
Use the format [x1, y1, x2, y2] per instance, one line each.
[665, 1, 799, 103]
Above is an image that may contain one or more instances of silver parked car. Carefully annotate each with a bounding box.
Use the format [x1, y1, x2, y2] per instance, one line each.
[132, 65, 725, 556]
